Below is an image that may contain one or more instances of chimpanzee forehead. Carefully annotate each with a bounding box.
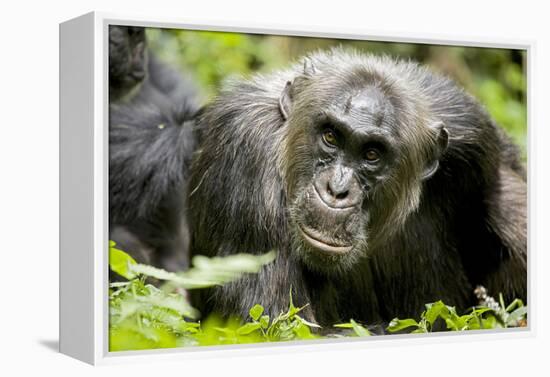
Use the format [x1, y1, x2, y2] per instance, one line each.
[345, 86, 392, 119]
[321, 85, 399, 136]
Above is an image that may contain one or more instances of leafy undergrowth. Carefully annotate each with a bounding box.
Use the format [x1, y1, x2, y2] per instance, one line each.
[387, 296, 527, 334]
[108, 242, 527, 351]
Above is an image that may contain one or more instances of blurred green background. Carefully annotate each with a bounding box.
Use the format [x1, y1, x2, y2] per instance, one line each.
[148, 28, 527, 156]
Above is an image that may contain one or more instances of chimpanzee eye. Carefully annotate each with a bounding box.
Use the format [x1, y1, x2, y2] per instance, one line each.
[322, 129, 338, 147]
[365, 148, 380, 162]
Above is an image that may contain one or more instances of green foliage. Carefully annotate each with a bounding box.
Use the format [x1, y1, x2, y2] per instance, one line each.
[109, 244, 321, 350]
[110, 279, 321, 350]
[109, 240, 137, 280]
[334, 319, 371, 337]
[195, 292, 320, 346]
[110, 241, 276, 290]
[147, 29, 286, 99]
[108, 243, 278, 350]
[109, 244, 526, 351]
[387, 297, 527, 334]
[109, 278, 200, 350]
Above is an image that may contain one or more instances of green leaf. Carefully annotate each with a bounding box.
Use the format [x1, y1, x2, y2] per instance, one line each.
[260, 315, 270, 329]
[499, 293, 506, 311]
[296, 316, 321, 328]
[287, 288, 299, 317]
[109, 242, 137, 280]
[334, 323, 354, 329]
[387, 318, 419, 333]
[236, 322, 262, 335]
[350, 319, 371, 337]
[161, 251, 277, 289]
[472, 307, 494, 316]
[424, 301, 449, 327]
[506, 298, 525, 313]
[293, 322, 315, 339]
[144, 289, 199, 319]
[109, 325, 177, 351]
[411, 328, 427, 334]
[131, 251, 276, 289]
[249, 304, 264, 321]
[130, 264, 213, 288]
[508, 306, 528, 325]
[480, 315, 501, 329]
[191, 251, 276, 275]
[445, 313, 468, 331]
[110, 281, 131, 288]
[214, 327, 235, 335]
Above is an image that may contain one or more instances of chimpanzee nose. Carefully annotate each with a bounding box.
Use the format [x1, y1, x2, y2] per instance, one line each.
[315, 166, 362, 208]
[327, 179, 349, 200]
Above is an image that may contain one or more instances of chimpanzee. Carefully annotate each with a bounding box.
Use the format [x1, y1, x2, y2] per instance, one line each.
[109, 25, 200, 271]
[189, 48, 527, 326]
[109, 26, 147, 102]
[109, 25, 201, 110]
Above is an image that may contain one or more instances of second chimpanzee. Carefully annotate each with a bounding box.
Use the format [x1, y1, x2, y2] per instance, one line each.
[109, 26, 200, 271]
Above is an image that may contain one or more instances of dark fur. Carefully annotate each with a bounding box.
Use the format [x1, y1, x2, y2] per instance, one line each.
[109, 102, 197, 270]
[109, 26, 147, 102]
[109, 26, 200, 271]
[189, 49, 527, 326]
[109, 25, 201, 109]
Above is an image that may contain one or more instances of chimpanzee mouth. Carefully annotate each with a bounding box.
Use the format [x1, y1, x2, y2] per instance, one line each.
[298, 224, 353, 255]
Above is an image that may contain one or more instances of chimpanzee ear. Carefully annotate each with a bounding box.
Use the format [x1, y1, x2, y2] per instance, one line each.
[279, 59, 317, 120]
[279, 80, 293, 121]
[421, 123, 449, 181]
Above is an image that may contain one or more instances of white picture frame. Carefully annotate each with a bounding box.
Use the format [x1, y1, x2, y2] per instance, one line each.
[59, 11, 534, 365]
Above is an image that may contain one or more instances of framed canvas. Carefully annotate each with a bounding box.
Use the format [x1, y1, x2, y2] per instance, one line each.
[59, 12, 532, 365]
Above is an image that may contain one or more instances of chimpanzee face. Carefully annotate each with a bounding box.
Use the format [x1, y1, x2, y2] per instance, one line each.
[109, 26, 147, 99]
[279, 62, 448, 273]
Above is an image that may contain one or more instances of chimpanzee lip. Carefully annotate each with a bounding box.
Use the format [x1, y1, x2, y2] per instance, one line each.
[298, 224, 353, 255]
